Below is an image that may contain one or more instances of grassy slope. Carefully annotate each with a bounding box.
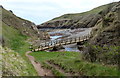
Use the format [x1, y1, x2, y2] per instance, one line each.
[1, 46, 36, 76]
[49, 2, 116, 22]
[2, 21, 37, 76]
[2, 7, 40, 40]
[1, 6, 39, 76]
[30, 51, 119, 76]
[2, 22, 27, 51]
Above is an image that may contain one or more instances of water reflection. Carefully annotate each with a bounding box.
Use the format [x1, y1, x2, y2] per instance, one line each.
[50, 36, 62, 40]
[50, 35, 80, 52]
[63, 43, 80, 52]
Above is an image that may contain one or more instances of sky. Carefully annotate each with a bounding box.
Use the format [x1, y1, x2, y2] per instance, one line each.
[0, 0, 119, 25]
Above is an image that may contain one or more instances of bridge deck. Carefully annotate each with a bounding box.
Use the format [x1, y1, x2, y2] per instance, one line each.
[32, 34, 91, 52]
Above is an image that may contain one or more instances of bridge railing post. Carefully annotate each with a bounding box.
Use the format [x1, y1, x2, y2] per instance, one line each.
[75, 37, 76, 42]
[47, 42, 49, 47]
[64, 39, 66, 44]
[58, 40, 61, 46]
[70, 38, 72, 43]
[45, 42, 47, 47]
[38, 46, 40, 51]
[40, 45, 43, 50]
[77, 37, 79, 42]
[51, 41, 53, 46]
[60, 40, 62, 44]
[54, 40, 57, 46]
[56, 40, 58, 44]
[66, 39, 69, 43]
[68, 38, 71, 43]
[83, 35, 85, 41]
[79, 37, 80, 41]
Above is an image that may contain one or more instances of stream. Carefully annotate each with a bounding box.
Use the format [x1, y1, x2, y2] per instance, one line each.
[39, 28, 92, 52]
[50, 35, 80, 52]
[50, 36, 80, 52]
[48, 29, 87, 52]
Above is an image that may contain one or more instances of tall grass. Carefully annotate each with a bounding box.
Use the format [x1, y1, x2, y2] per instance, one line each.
[2, 22, 37, 75]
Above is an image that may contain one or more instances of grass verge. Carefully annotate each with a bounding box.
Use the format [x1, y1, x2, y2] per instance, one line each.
[30, 51, 119, 76]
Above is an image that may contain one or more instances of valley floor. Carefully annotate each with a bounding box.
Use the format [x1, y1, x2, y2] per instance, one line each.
[29, 51, 119, 76]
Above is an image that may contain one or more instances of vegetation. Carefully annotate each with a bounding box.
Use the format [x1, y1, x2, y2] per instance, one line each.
[2, 22, 38, 76]
[1, 1, 120, 76]
[2, 22, 27, 51]
[42, 62, 65, 77]
[1, 45, 37, 76]
[83, 44, 120, 64]
[0, 6, 43, 76]
[51, 3, 109, 21]
[30, 51, 119, 76]
[45, 2, 117, 23]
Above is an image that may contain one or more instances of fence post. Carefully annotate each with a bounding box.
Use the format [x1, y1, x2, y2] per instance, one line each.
[79, 37, 80, 41]
[83, 36, 85, 40]
[75, 37, 76, 42]
[47, 42, 49, 47]
[45, 42, 47, 47]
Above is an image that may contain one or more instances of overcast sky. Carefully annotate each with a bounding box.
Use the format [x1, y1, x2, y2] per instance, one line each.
[0, 0, 119, 24]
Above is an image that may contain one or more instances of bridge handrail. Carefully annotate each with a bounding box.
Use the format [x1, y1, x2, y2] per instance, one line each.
[32, 32, 92, 51]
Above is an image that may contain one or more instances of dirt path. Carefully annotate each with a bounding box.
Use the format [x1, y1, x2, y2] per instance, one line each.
[45, 61, 73, 76]
[26, 51, 53, 76]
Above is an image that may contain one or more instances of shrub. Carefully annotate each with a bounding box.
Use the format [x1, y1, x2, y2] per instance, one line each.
[83, 44, 120, 65]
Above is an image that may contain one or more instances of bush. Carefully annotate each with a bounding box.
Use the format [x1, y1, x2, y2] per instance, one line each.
[83, 44, 120, 65]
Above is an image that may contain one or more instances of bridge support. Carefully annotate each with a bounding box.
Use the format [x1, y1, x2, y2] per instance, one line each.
[51, 46, 65, 51]
[77, 42, 84, 45]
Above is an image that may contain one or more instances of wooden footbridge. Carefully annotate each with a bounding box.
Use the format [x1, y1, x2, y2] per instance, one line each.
[32, 33, 91, 52]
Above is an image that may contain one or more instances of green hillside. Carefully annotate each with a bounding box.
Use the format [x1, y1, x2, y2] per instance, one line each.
[38, 2, 118, 28]
[0, 6, 42, 76]
[1, 45, 37, 76]
[51, 3, 108, 20]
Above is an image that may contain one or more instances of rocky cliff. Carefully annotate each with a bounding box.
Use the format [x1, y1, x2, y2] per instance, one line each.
[37, 2, 118, 29]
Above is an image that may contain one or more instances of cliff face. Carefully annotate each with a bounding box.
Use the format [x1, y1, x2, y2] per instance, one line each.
[91, 2, 120, 46]
[37, 2, 118, 29]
